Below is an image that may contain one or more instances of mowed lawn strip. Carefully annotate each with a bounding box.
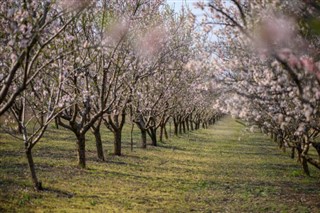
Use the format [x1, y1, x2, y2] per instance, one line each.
[0, 116, 319, 212]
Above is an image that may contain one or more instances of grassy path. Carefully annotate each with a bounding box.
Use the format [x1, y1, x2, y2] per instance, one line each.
[1, 116, 320, 212]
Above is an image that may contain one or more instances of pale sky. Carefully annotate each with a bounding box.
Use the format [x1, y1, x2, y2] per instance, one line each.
[166, 0, 208, 16]
[166, 0, 196, 10]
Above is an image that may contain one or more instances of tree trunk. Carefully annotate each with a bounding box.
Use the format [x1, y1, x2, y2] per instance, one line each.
[26, 148, 42, 190]
[301, 138, 310, 176]
[114, 129, 122, 156]
[130, 123, 134, 152]
[178, 120, 182, 135]
[302, 156, 310, 176]
[92, 127, 104, 161]
[296, 145, 302, 163]
[76, 134, 86, 168]
[195, 121, 200, 130]
[270, 132, 274, 140]
[182, 121, 186, 134]
[159, 124, 164, 143]
[54, 117, 59, 129]
[186, 119, 190, 131]
[291, 147, 295, 159]
[312, 143, 320, 162]
[148, 128, 157, 146]
[190, 118, 194, 131]
[140, 128, 147, 149]
[173, 118, 179, 136]
[16, 124, 23, 134]
[164, 125, 168, 139]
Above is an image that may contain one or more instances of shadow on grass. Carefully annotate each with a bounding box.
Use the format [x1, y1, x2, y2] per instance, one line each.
[43, 187, 74, 198]
[0, 149, 23, 157]
[219, 151, 283, 157]
[156, 143, 187, 151]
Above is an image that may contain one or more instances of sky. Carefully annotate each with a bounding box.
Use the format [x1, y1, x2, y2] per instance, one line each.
[166, 0, 194, 10]
[166, 0, 209, 16]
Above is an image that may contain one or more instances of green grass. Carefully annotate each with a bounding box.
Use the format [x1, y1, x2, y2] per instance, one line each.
[0, 117, 320, 212]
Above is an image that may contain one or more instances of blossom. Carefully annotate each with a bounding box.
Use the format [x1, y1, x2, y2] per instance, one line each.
[58, 0, 92, 11]
[300, 56, 317, 73]
[104, 19, 129, 46]
[135, 25, 166, 57]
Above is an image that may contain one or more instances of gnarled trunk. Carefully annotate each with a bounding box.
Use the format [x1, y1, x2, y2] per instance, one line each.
[105, 112, 126, 156]
[173, 117, 179, 136]
[26, 148, 42, 190]
[76, 134, 86, 168]
[291, 147, 295, 159]
[148, 128, 157, 146]
[114, 129, 122, 156]
[182, 120, 186, 134]
[312, 142, 320, 162]
[301, 138, 310, 176]
[92, 126, 104, 161]
[302, 156, 310, 176]
[164, 125, 168, 139]
[186, 119, 190, 131]
[140, 128, 147, 149]
[54, 117, 59, 129]
[190, 118, 194, 131]
[159, 124, 165, 143]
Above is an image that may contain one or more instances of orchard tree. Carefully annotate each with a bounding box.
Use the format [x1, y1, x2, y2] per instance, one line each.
[55, 2, 121, 167]
[0, 0, 89, 116]
[130, 6, 205, 147]
[0, 0, 90, 190]
[7, 65, 68, 190]
[197, 0, 320, 174]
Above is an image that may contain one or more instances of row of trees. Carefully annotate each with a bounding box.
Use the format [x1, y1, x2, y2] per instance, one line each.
[0, 0, 219, 190]
[197, 0, 320, 175]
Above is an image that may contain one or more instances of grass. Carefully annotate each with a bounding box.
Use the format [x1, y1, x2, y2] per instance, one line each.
[0, 116, 320, 212]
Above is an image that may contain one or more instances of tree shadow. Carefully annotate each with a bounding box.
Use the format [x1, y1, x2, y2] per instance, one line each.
[43, 187, 75, 198]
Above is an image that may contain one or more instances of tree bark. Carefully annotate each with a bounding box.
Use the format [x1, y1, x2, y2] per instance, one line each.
[164, 125, 168, 139]
[105, 112, 126, 156]
[291, 147, 295, 159]
[312, 142, 320, 162]
[130, 123, 134, 152]
[159, 124, 164, 143]
[91, 127, 105, 161]
[302, 156, 310, 176]
[182, 121, 186, 134]
[190, 118, 194, 131]
[140, 128, 147, 149]
[195, 121, 200, 130]
[301, 138, 310, 176]
[26, 148, 43, 190]
[54, 117, 59, 129]
[186, 119, 190, 131]
[148, 128, 157, 146]
[76, 134, 86, 168]
[173, 118, 179, 136]
[114, 129, 122, 156]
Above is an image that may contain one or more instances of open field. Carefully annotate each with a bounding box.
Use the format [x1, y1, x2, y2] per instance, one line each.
[0, 117, 320, 212]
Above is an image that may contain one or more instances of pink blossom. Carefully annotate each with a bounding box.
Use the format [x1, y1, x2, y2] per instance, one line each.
[259, 15, 296, 46]
[104, 19, 129, 45]
[58, 0, 92, 11]
[136, 25, 166, 57]
[300, 56, 316, 73]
